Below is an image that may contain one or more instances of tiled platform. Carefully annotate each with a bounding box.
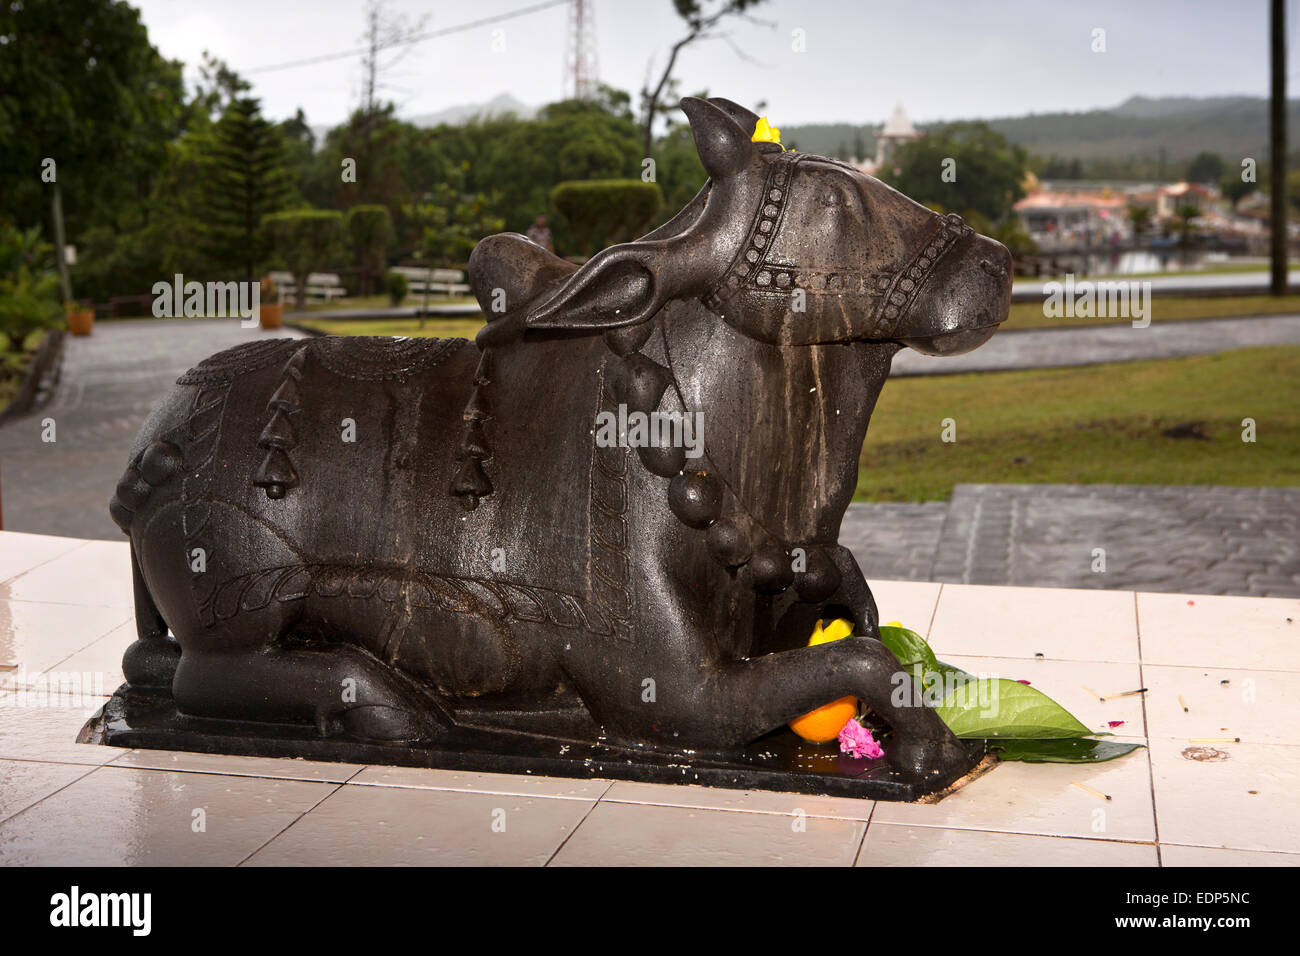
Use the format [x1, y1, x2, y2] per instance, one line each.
[1, 531, 1297, 866]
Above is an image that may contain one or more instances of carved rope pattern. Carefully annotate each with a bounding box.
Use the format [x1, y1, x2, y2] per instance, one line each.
[868, 212, 973, 337]
[197, 562, 617, 638]
[588, 364, 634, 643]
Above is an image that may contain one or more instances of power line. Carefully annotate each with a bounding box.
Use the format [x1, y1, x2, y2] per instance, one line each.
[244, 0, 570, 76]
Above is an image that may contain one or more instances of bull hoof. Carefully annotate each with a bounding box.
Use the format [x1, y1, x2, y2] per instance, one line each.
[341, 704, 440, 742]
[888, 732, 971, 778]
[122, 637, 181, 689]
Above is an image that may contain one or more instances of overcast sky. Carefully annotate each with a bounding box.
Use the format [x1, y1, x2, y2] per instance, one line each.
[130, 0, 1285, 129]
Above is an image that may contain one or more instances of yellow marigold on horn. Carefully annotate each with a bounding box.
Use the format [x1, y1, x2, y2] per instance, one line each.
[751, 116, 783, 148]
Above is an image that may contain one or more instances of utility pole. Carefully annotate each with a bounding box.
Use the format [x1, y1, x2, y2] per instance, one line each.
[51, 184, 72, 304]
[1271, 0, 1287, 295]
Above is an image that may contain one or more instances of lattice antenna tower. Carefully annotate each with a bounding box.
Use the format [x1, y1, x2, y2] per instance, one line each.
[564, 0, 599, 101]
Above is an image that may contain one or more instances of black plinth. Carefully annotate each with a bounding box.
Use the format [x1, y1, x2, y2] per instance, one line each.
[80, 684, 987, 802]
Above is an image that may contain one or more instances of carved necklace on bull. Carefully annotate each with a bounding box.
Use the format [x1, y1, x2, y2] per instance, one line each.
[453, 116, 968, 604]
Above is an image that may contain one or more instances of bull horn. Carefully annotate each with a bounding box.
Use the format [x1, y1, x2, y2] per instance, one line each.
[680, 96, 758, 181]
[708, 97, 762, 133]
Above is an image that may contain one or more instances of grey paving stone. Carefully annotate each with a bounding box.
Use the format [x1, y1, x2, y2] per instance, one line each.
[838, 502, 949, 581]
[922, 484, 1300, 598]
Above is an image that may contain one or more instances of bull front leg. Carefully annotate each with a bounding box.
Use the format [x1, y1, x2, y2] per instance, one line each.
[825, 545, 882, 639]
[701, 636, 970, 777]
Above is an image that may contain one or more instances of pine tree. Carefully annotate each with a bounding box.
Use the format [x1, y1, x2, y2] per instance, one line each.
[204, 97, 293, 282]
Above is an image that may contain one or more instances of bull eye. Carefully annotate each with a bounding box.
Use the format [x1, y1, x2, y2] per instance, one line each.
[818, 190, 843, 209]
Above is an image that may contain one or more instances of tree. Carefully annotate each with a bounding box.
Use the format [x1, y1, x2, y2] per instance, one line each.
[551, 180, 664, 256]
[205, 98, 294, 281]
[640, 0, 770, 158]
[0, 0, 189, 238]
[1185, 151, 1225, 185]
[1173, 203, 1200, 249]
[882, 123, 1029, 224]
[193, 51, 252, 123]
[1126, 203, 1152, 239]
[652, 121, 708, 217]
[263, 211, 344, 307]
[345, 205, 393, 296]
[357, 0, 428, 195]
[407, 164, 504, 268]
[1221, 173, 1258, 208]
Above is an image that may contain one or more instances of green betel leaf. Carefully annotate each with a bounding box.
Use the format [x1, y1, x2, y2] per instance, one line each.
[935, 677, 1094, 739]
[989, 739, 1145, 763]
[878, 625, 938, 671]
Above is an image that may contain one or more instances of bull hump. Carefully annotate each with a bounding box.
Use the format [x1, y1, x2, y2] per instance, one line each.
[469, 234, 579, 317]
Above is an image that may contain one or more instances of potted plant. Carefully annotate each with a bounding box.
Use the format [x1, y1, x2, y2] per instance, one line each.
[65, 301, 94, 336]
[259, 277, 283, 329]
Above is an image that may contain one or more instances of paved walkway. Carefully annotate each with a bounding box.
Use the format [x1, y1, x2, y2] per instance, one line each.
[842, 484, 1300, 598]
[0, 319, 304, 540]
[891, 314, 1300, 376]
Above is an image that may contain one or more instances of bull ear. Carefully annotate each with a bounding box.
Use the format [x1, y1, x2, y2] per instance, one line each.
[524, 242, 678, 332]
[680, 96, 757, 180]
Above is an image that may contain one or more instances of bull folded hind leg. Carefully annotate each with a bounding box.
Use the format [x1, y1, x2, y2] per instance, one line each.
[121, 544, 181, 689]
[694, 637, 969, 776]
[172, 637, 451, 743]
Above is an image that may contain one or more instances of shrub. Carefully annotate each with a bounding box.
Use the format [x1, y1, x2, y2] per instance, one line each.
[549, 179, 663, 257]
[0, 222, 61, 344]
[262, 210, 344, 306]
[386, 270, 408, 306]
[345, 205, 393, 296]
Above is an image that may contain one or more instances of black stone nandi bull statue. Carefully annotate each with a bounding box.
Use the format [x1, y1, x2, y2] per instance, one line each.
[97, 98, 1012, 798]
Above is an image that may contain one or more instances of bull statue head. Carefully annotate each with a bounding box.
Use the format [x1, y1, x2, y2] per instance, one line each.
[105, 95, 1013, 800]
[474, 96, 1010, 355]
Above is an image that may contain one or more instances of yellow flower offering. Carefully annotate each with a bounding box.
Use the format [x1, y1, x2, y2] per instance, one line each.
[751, 116, 783, 148]
[788, 618, 858, 742]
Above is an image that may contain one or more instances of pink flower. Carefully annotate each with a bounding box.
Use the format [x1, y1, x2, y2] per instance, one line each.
[1107, 720, 1125, 728]
[1016, 680, 1031, 685]
[838, 719, 884, 759]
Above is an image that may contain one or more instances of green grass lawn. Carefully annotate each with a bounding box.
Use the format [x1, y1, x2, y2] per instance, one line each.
[858, 346, 1300, 501]
[1001, 293, 1300, 331]
[289, 293, 473, 313]
[294, 316, 487, 339]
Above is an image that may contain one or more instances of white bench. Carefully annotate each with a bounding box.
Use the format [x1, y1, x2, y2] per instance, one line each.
[268, 271, 348, 304]
[391, 266, 471, 296]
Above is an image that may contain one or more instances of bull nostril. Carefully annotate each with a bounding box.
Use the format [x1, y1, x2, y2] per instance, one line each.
[978, 258, 1006, 278]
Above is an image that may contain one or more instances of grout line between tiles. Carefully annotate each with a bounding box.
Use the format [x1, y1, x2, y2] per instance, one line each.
[1159, 842, 1300, 857]
[0, 540, 95, 588]
[234, 766, 369, 867]
[851, 801, 877, 866]
[867, 819, 1158, 845]
[924, 583, 944, 639]
[1134, 590, 1162, 867]
[347, 782, 606, 800]
[0, 760, 103, 827]
[542, 781, 613, 867]
[31, 618, 135, 677]
[597, 794, 874, 822]
[96, 762, 362, 784]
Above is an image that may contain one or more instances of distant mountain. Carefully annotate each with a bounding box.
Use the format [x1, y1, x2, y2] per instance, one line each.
[308, 93, 536, 143]
[406, 93, 536, 128]
[781, 95, 1300, 168]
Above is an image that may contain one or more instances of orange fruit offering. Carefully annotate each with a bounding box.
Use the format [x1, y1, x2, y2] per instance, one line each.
[788, 619, 859, 743]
